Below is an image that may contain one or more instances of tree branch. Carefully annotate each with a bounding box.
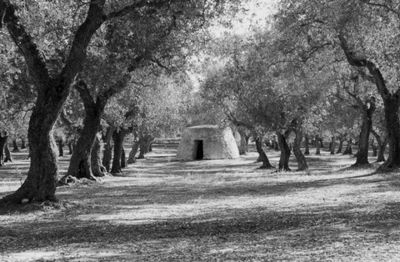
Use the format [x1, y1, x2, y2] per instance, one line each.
[338, 33, 390, 100]
[0, 0, 50, 87]
[106, 0, 167, 20]
[359, 0, 400, 18]
[60, 0, 107, 88]
[74, 80, 95, 108]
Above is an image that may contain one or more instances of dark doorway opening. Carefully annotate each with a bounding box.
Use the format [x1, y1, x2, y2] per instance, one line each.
[194, 140, 204, 160]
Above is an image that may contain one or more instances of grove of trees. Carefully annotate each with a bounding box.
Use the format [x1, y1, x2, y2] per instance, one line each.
[1, 0, 400, 206]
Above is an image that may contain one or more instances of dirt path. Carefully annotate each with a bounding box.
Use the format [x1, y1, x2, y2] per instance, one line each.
[1, 147, 400, 261]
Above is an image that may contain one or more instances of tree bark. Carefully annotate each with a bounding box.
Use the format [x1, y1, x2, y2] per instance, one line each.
[121, 147, 127, 168]
[68, 141, 74, 155]
[336, 136, 344, 154]
[315, 135, 321, 155]
[277, 131, 291, 171]
[329, 136, 335, 155]
[12, 139, 20, 152]
[111, 129, 127, 175]
[0, 133, 7, 166]
[343, 138, 353, 155]
[57, 139, 64, 157]
[353, 98, 375, 167]
[255, 136, 273, 169]
[304, 134, 310, 155]
[238, 129, 249, 155]
[127, 141, 139, 164]
[66, 81, 109, 181]
[91, 134, 107, 177]
[21, 137, 26, 149]
[371, 139, 378, 157]
[372, 130, 387, 163]
[293, 130, 308, 171]
[379, 97, 400, 170]
[138, 137, 149, 159]
[102, 126, 115, 172]
[4, 144, 12, 163]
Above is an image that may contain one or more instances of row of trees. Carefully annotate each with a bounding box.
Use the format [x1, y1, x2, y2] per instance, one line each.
[195, 0, 394, 171]
[0, 0, 242, 205]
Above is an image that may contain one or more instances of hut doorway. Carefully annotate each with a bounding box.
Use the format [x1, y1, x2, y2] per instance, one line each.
[194, 140, 204, 160]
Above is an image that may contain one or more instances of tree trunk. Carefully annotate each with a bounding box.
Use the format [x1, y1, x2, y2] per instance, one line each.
[255, 136, 273, 169]
[4, 144, 12, 163]
[329, 136, 335, 155]
[138, 137, 147, 159]
[91, 134, 107, 177]
[315, 135, 321, 155]
[293, 130, 308, 171]
[21, 137, 26, 149]
[66, 113, 99, 180]
[354, 100, 375, 167]
[127, 141, 139, 164]
[304, 134, 310, 155]
[371, 139, 378, 157]
[1, 99, 64, 204]
[336, 136, 344, 154]
[238, 129, 249, 155]
[66, 82, 109, 181]
[121, 147, 126, 168]
[277, 131, 291, 171]
[68, 141, 74, 155]
[379, 97, 400, 170]
[0, 133, 7, 166]
[343, 138, 353, 155]
[372, 130, 387, 163]
[12, 139, 20, 152]
[111, 129, 127, 175]
[102, 126, 114, 172]
[377, 140, 387, 163]
[57, 139, 64, 157]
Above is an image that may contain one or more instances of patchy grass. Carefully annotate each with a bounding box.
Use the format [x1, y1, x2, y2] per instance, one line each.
[1, 147, 400, 261]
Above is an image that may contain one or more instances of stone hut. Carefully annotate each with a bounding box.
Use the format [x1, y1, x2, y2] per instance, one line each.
[176, 125, 240, 161]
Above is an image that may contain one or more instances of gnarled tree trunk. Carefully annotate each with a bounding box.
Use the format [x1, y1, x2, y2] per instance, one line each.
[2, 96, 65, 204]
[255, 136, 273, 169]
[0, 133, 7, 166]
[343, 138, 353, 155]
[353, 97, 375, 167]
[66, 81, 108, 181]
[336, 135, 344, 154]
[238, 129, 249, 155]
[372, 130, 387, 163]
[371, 139, 378, 157]
[111, 129, 127, 175]
[293, 129, 308, 171]
[102, 126, 114, 172]
[21, 137, 26, 149]
[329, 136, 335, 155]
[304, 134, 310, 155]
[57, 139, 64, 157]
[12, 139, 19, 152]
[4, 144, 12, 163]
[277, 131, 291, 171]
[127, 140, 139, 164]
[315, 135, 321, 155]
[91, 134, 107, 177]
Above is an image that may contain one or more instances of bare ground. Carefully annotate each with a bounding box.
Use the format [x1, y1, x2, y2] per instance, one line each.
[1, 147, 400, 261]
